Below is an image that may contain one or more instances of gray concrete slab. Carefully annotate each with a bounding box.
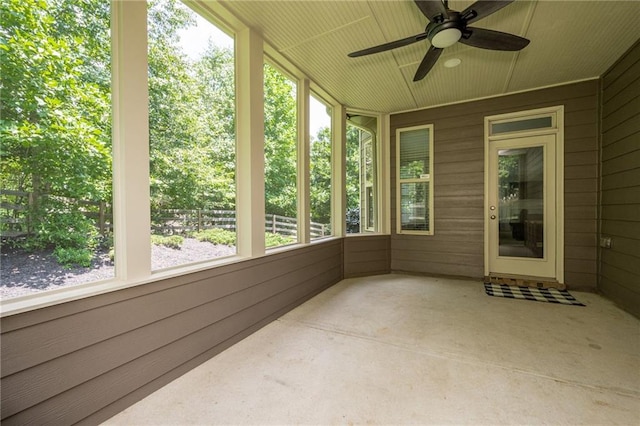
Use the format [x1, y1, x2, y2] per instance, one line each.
[104, 274, 640, 425]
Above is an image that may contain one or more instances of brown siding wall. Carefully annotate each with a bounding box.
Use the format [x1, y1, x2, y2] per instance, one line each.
[600, 40, 640, 318]
[390, 81, 600, 289]
[344, 235, 390, 278]
[0, 240, 343, 425]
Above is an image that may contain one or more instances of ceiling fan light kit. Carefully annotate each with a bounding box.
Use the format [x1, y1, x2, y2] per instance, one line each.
[348, 0, 530, 81]
[431, 27, 462, 48]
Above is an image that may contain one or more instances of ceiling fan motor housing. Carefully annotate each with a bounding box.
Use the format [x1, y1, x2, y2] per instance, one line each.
[426, 11, 465, 48]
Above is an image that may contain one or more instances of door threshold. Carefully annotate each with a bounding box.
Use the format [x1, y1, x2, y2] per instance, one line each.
[485, 274, 565, 290]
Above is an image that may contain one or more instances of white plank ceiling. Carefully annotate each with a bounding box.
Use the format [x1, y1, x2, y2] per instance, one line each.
[216, 0, 640, 113]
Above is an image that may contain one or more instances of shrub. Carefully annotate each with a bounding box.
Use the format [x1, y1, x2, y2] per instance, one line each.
[30, 203, 100, 250]
[151, 234, 184, 249]
[20, 198, 101, 267]
[191, 228, 236, 246]
[53, 247, 94, 268]
[265, 232, 294, 248]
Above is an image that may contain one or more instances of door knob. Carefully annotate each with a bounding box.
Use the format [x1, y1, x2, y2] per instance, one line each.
[490, 215, 496, 220]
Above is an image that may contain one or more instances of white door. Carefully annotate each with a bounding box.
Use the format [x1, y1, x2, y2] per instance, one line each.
[488, 134, 556, 279]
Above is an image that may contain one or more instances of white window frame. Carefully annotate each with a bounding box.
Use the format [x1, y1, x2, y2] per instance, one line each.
[396, 124, 434, 235]
[345, 115, 380, 234]
[362, 136, 376, 232]
[308, 90, 337, 240]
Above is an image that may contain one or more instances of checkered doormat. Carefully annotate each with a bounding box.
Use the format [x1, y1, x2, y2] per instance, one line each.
[484, 282, 585, 306]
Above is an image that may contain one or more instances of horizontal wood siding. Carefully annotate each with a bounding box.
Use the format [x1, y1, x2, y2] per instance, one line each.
[599, 40, 640, 318]
[0, 240, 343, 424]
[390, 81, 600, 288]
[343, 235, 390, 277]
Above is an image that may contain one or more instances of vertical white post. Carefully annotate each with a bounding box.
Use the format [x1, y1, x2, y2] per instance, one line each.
[236, 28, 265, 257]
[112, 0, 151, 280]
[297, 79, 310, 244]
[332, 104, 346, 237]
[379, 113, 391, 234]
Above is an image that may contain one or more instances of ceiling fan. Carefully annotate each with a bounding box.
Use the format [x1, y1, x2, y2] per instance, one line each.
[348, 0, 530, 82]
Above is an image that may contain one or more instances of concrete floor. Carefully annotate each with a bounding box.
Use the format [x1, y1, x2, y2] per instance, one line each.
[104, 274, 640, 425]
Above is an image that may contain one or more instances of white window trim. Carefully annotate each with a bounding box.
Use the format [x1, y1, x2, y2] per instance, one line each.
[396, 124, 435, 235]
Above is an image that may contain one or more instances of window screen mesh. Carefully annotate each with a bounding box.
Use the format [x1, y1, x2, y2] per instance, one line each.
[400, 182, 429, 231]
[399, 128, 430, 179]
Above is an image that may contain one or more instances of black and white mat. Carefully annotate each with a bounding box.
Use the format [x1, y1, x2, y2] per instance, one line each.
[484, 282, 585, 306]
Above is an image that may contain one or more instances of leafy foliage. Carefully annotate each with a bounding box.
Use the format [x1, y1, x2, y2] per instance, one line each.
[151, 234, 184, 250]
[264, 63, 297, 218]
[265, 232, 294, 248]
[191, 228, 236, 246]
[1, 0, 110, 266]
[53, 246, 94, 268]
[0, 0, 112, 199]
[310, 126, 332, 225]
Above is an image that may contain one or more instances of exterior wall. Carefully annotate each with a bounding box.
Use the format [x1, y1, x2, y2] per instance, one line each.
[344, 235, 390, 278]
[0, 240, 343, 425]
[599, 40, 640, 318]
[390, 81, 600, 289]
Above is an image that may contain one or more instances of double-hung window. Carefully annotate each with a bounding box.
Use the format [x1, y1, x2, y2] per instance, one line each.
[397, 124, 434, 234]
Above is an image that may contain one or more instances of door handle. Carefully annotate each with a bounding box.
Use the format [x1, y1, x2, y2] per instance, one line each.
[490, 215, 496, 220]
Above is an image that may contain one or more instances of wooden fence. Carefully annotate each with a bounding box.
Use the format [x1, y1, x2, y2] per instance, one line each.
[1, 190, 328, 239]
[0, 189, 111, 238]
[153, 209, 328, 239]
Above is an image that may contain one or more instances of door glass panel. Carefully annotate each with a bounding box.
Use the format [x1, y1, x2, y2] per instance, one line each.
[498, 146, 544, 258]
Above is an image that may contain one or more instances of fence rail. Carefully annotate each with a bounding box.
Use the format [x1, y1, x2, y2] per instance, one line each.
[1, 190, 328, 239]
[0, 189, 111, 238]
[153, 209, 327, 238]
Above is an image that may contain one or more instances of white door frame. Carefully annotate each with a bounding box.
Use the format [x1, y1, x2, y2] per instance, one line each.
[484, 106, 565, 283]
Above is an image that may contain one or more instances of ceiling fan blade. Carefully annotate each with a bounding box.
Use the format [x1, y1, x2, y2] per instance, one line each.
[348, 32, 428, 57]
[460, 27, 530, 51]
[413, 46, 443, 81]
[414, 0, 448, 22]
[460, 1, 514, 24]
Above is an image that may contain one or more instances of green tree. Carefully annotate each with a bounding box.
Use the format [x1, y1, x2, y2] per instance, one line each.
[264, 63, 297, 218]
[194, 43, 236, 210]
[0, 0, 111, 265]
[310, 126, 332, 225]
[147, 0, 202, 211]
[148, 0, 237, 213]
[0, 0, 111, 199]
